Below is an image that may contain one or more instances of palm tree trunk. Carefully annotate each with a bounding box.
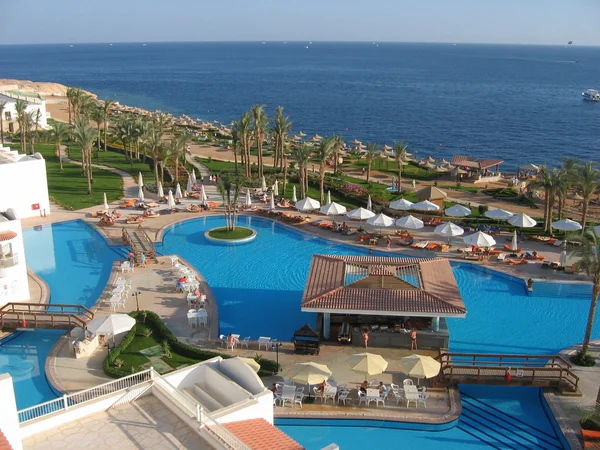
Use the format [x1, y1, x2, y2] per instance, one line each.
[86, 148, 93, 194]
[581, 199, 590, 231]
[57, 143, 64, 171]
[154, 158, 160, 187]
[582, 283, 599, 354]
[319, 164, 325, 203]
[175, 158, 180, 183]
[367, 163, 371, 183]
[103, 119, 108, 152]
[96, 125, 101, 159]
[234, 148, 238, 176]
[557, 194, 563, 219]
[258, 140, 263, 178]
[283, 156, 288, 198]
[334, 149, 338, 174]
[0, 115, 4, 145]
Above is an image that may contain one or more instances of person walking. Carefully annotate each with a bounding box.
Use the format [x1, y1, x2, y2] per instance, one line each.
[362, 330, 369, 348]
[140, 253, 147, 267]
[410, 329, 418, 350]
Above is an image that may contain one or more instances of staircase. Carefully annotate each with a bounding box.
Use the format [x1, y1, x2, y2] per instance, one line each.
[458, 392, 564, 449]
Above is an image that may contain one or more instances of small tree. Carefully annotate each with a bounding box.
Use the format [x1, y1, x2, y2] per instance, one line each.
[162, 340, 172, 359]
[217, 174, 241, 231]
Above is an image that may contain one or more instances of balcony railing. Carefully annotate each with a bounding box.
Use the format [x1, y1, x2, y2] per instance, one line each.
[0, 254, 18, 269]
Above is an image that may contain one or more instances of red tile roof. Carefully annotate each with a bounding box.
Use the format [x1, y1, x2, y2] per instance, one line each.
[301, 255, 466, 317]
[0, 430, 13, 450]
[451, 155, 504, 170]
[224, 419, 304, 450]
[0, 231, 17, 242]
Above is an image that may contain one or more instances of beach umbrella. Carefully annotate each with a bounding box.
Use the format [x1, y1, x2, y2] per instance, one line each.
[508, 213, 537, 228]
[411, 200, 440, 212]
[435, 222, 464, 243]
[390, 198, 414, 211]
[167, 190, 175, 209]
[399, 355, 441, 383]
[138, 171, 144, 187]
[396, 215, 424, 230]
[444, 204, 471, 217]
[274, 180, 279, 197]
[552, 218, 582, 232]
[346, 353, 388, 377]
[320, 202, 347, 222]
[297, 131, 307, 137]
[463, 231, 496, 247]
[232, 357, 260, 373]
[559, 241, 568, 266]
[452, 167, 468, 175]
[245, 190, 252, 208]
[426, 156, 435, 163]
[186, 176, 193, 194]
[200, 185, 208, 205]
[382, 144, 393, 151]
[137, 185, 145, 201]
[295, 197, 320, 212]
[352, 139, 362, 145]
[435, 165, 448, 173]
[367, 213, 394, 234]
[420, 161, 436, 170]
[191, 170, 197, 185]
[157, 182, 164, 198]
[175, 183, 183, 200]
[270, 195, 276, 210]
[103, 192, 109, 210]
[87, 314, 135, 338]
[347, 207, 375, 231]
[290, 362, 331, 386]
[367, 195, 373, 212]
[509, 230, 519, 251]
[261, 176, 267, 192]
[327, 190, 332, 205]
[485, 208, 514, 220]
[441, 159, 450, 165]
[292, 186, 298, 203]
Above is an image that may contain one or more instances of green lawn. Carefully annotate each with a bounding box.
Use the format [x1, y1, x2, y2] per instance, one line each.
[343, 158, 443, 181]
[208, 227, 254, 239]
[196, 157, 239, 173]
[440, 184, 482, 193]
[30, 144, 123, 210]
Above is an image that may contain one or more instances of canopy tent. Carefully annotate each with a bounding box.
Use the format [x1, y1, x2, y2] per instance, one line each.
[346, 353, 388, 377]
[389, 198, 414, 211]
[86, 314, 135, 338]
[444, 204, 471, 217]
[396, 215, 424, 230]
[463, 231, 496, 247]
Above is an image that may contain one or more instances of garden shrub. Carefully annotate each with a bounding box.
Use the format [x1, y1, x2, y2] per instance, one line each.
[478, 205, 489, 215]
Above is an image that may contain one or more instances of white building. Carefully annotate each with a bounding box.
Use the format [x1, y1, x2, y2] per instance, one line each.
[0, 146, 51, 219]
[0, 91, 49, 132]
[0, 210, 29, 305]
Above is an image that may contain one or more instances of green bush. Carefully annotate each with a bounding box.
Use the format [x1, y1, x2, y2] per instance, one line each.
[478, 204, 489, 215]
[570, 350, 596, 367]
[102, 319, 138, 378]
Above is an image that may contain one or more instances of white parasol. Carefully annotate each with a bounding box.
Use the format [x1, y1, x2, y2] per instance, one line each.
[274, 179, 279, 197]
[167, 190, 176, 209]
[463, 231, 496, 247]
[137, 185, 145, 201]
[327, 190, 332, 205]
[103, 192, 109, 210]
[186, 176, 193, 194]
[435, 222, 464, 243]
[346, 353, 388, 377]
[367, 213, 394, 233]
[157, 182, 164, 198]
[292, 186, 298, 203]
[389, 198, 414, 211]
[295, 197, 321, 212]
[485, 208, 514, 220]
[261, 176, 267, 192]
[175, 183, 183, 200]
[509, 230, 519, 251]
[399, 354, 441, 382]
[347, 207, 375, 221]
[552, 218, 582, 232]
[191, 169, 197, 185]
[200, 185, 208, 205]
[411, 200, 440, 212]
[138, 171, 144, 187]
[367, 195, 373, 212]
[245, 190, 252, 208]
[320, 202, 347, 219]
[444, 204, 471, 217]
[508, 213, 537, 228]
[396, 215, 424, 230]
[270, 195, 276, 210]
[290, 362, 332, 386]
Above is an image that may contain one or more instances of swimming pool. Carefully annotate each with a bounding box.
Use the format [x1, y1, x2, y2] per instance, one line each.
[0, 221, 121, 409]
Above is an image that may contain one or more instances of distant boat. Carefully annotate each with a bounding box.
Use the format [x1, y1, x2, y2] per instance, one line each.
[568, 40, 574, 45]
[142, 43, 147, 46]
[109, 44, 113, 46]
[582, 89, 600, 102]
[261, 41, 266, 44]
[69, 45, 73, 47]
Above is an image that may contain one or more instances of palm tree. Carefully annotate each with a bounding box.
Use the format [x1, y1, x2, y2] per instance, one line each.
[217, 174, 241, 231]
[271, 106, 292, 170]
[364, 143, 378, 184]
[251, 104, 268, 178]
[529, 165, 562, 232]
[49, 122, 70, 171]
[577, 162, 600, 231]
[331, 135, 344, 173]
[143, 127, 165, 187]
[315, 137, 335, 203]
[291, 144, 313, 198]
[168, 133, 188, 183]
[72, 117, 97, 194]
[393, 140, 408, 192]
[66, 87, 76, 124]
[14, 99, 27, 153]
[77, 95, 95, 119]
[110, 118, 131, 160]
[102, 98, 114, 152]
[234, 112, 253, 178]
[90, 106, 104, 160]
[569, 229, 600, 361]
[0, 100, 7, 145]
[27, 110, 42, 155]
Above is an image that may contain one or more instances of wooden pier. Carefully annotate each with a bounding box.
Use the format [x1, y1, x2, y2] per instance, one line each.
[0, 302, 94, 330]
[122, 225, 157, 265]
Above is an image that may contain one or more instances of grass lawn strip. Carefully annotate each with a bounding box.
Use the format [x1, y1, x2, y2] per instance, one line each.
[207, 227, 254, 240]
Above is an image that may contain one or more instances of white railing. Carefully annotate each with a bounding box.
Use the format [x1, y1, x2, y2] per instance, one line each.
[18, 369, 153, 423]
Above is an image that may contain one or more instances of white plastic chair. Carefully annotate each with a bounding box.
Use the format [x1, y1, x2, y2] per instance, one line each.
[313, 387, 324, 403]
[391, 390, 403, 405]
[375, 394, 386, 407]
[219, 335, 227, 347]
[241, 337, 251, 348]
[293, 392, 304, 409]
[113, 277, 124, 287]
[403, 379, 414, 386]
[338, 390, 350, 406]
[270, 339, 278, 350]
[358, 390, 368, 406]
[369, 379, 380, 387]
[417, 393, 429, 408]
[273, 391, 283, 407]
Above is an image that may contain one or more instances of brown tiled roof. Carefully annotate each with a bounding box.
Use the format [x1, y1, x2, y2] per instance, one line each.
[0, 231, 17, 242]
[415, 186, 447, 200]
[0, 430, 13, 450]
[451, 155, 504, 170]
[301, 255, 466, 317]
[224, 419, 304, 450]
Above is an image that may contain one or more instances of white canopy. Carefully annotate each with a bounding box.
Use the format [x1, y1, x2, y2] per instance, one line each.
[245, 190, 252, 208]
[320, 202, 347, 216]
[261, 176, 267, 192]
[508, 213, 537, 228]
[274, 179, 279, 197]
[190, 169, 197, 185]
[327, 190, 332, 205]
[485, 208, 514, 220]
[347, 207, 375, 220]
[175, 183, 183, 200]
[138, 171, 144, 187]
[552, 218, 582, 231]
[200, 185, 208, 205]
[463, 231, 496, 247]
[270, 195, 276, 210]
[367, 195, 373, 212]
[396, 215, 424, 230]
[295, 197, 320, 212]
[167, 190, 176, 209]
[389, 198, 414, 211]
[103, 192, 109, 210]
[292, 186, 298, 203]
[411, 200, 440, 212]
[435, 222, 464, 237]
[137, 185, 145, 201]
[87, 314, 135, 338]
[367, 213, 394, 228]
[509, 229, 519, 251]
[157, 182, 164, 198]
[444, 204, 471, 217]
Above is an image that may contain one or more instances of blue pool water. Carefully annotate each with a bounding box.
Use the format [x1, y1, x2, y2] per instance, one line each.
[0, 221, 121, 409]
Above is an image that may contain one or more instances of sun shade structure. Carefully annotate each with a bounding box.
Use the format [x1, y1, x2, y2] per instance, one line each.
[485, 208, 514, 220]
[411, 200, 440, 212]
[463, 231, 496, 247]
[301, 255, 466, 318]
[138, 171, 144, 187]
[389, 198, 414, 211]
[367, 213, 394, 228]
[292, 186, 298, 203]
[346, 353, 389, 376]
[367, 195, 372, 212]
[157, 182, 164, 198]
[347, 207, 375, 221]
[435, 222, 464, 238]
[175, 183, 183, 200]
[451, 155, 504, 170]
[290, 362, 332, 385]
[245, 190, 252, 207]
[444, 204, 471, 217]
[320, 202, 347, 216]
[508, 213, 537, 228]
[86, 314, 136, 338]
[396, 215, 424, 229]
[295, 197, 320, 212]
[137, 185, 145, 201]
[552, 218, 582, 231]
[232, 357, 260, 373]
[167, 190, 175, 209]
[415, 186, 447, 201]
[399, 354, 441, 379]
[200, 185, 208, 205]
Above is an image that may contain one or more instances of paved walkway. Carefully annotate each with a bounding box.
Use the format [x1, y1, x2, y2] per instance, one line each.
[23, 395, 210, 450]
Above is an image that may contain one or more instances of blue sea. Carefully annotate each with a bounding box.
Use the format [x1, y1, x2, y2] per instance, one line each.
[1, 42, 599, 169]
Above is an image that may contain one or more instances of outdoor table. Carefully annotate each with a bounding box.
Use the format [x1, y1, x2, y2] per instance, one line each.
[366, 388, 383, 406]
[109, 294, 122, 311]
[258, 337, 271, 350]
[187, 309, 207, 327]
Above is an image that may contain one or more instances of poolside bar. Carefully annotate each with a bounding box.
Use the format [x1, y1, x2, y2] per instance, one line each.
[301, 255, 466, 350]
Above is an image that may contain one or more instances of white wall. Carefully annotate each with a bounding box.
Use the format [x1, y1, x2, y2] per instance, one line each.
[0, 93, 49, 131]
[0, 374, 23, 450]
[0, 218, 30, 304]
[214, 392, 273, 425]
[0, 153, 51, 219]
[217, 358, 266, 395]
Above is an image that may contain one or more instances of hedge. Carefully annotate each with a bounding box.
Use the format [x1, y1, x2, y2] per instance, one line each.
[102, 310, 281, 378]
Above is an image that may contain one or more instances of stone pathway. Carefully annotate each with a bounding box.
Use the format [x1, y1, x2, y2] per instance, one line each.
[185, 155, 220, 204]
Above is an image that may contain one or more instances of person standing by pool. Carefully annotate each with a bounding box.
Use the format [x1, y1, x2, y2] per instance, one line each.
[140, 253, 147, 267]
[362, 330, 369, 348]
[386, 236, 391, 249]
[410, 329, 418, 350]
[128, 250, 135, 266]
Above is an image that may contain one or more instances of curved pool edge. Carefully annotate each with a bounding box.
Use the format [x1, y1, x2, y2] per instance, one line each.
[204, 227, 257, 245]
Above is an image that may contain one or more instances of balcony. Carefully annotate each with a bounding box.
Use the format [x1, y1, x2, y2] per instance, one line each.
[0, 253, 18, 269]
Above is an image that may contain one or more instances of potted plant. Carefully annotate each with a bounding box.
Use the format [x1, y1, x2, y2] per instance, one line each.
[577, 401, 600, 442]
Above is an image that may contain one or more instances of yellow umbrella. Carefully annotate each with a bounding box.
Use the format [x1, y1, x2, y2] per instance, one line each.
[346, 353, 388, 377]
[399, 354, 441, 381]
[290, 362, 332, 385]
[233, 357, 260, 373]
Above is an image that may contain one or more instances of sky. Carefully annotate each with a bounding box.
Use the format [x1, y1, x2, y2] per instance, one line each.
[1, 0, 599, 46]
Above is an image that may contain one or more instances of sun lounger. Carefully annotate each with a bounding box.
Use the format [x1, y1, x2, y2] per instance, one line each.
[318, 222, 333, 228]
[437, 244, 450, 252]
[503, 244, 522, 252]
[564, 263, 578, 274]
[119, 199, 136, 209]
[489, 249, 503, 255]
[310, 220, 325, 226]
[411, 241, 428, 249]
[396, 238, 414, 246]
[425, 242, 439, 250]
[464, 254, 481, 260]
[506, 258, 528, 265]
[497, 254, 507, 261]
[552, 240, 563, 247]
[357, 234, 373, 243]
[546, 238, 557, 245]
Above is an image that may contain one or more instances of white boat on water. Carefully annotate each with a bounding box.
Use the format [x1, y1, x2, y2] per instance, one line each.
[582, 89, 600, 102]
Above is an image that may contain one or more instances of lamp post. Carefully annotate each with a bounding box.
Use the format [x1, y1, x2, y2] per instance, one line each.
[275, 342, 283, 374]
[132, 290, 141, 311]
